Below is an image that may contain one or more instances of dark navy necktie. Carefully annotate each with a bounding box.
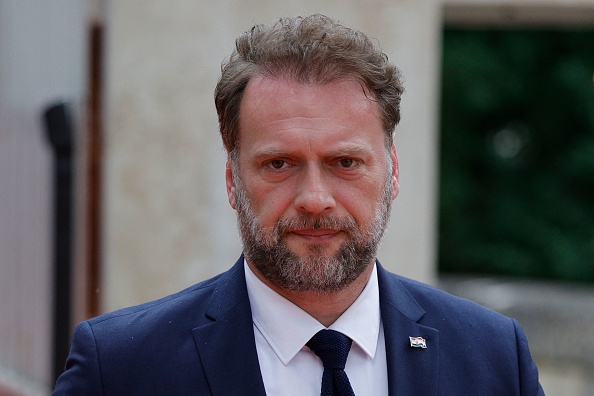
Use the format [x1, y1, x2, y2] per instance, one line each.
[307, 329, 356, 396]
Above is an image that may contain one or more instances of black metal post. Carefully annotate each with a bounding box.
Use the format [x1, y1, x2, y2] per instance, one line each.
[43, 102, 74, 385]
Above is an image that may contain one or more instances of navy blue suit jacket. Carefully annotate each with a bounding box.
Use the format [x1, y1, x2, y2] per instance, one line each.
[53, 257, 544, 395]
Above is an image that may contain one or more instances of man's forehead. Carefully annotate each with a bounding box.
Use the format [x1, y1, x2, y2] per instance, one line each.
[239, 75, 380, 119]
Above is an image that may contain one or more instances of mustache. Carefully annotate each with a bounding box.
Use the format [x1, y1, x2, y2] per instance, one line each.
[273, 215, 358, 236]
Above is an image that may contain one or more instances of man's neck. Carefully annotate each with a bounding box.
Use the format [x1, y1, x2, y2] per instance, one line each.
[247, 262, 375, 327]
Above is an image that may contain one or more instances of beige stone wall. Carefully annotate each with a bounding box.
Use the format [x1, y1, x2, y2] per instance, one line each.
[102, 0, 442, 311]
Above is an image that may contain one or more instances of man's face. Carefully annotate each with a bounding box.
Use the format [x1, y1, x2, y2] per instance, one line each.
[226, 76, 399, 293]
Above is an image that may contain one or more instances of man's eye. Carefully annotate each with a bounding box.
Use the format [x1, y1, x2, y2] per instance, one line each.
[268, 160, 287, 169]
[338, 158, 357, 168]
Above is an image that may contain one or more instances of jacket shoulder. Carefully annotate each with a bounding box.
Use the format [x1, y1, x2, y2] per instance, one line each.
[54, 260, 248, 395]
[88, 270, 224, 328]
[391, 273, 512, 326]
[380, 271, 543, 395]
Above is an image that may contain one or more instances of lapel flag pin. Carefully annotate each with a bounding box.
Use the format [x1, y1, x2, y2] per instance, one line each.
[409, 336, 427, 349]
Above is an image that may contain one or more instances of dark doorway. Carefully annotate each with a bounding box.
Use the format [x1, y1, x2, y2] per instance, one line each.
[438, 29, 594, 282]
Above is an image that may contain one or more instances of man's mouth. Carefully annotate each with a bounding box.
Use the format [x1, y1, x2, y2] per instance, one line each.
[289, 229, 341, 242]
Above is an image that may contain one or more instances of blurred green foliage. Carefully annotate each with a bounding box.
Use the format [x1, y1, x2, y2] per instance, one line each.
[438, 29, 594, 282]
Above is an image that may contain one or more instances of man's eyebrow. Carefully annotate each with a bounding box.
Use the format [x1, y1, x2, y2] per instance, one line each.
[252, 143, 373, 158]
[252, 147, 291, 158]
[328, 145, 371, 156]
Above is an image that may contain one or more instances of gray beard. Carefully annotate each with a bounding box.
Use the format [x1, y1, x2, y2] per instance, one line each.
[233, 161, 393, 293]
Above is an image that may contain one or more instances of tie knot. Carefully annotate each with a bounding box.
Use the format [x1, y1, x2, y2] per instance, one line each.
[307, 329, 352, 370]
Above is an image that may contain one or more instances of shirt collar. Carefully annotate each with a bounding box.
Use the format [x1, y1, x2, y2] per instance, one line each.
[244, 260, 381, 365]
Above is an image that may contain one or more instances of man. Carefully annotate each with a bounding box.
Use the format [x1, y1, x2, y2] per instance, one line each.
[53, 14, 544, 395]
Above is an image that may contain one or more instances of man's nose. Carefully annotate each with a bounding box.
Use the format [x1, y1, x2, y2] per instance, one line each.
[293, 165, 336, 215]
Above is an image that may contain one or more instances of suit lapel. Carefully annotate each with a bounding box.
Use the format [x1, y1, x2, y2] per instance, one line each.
[378, 263, 439, 396]
[192, 258, 266, 396]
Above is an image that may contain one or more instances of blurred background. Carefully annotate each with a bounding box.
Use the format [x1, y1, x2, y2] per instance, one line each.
[1, 0, 592, 394]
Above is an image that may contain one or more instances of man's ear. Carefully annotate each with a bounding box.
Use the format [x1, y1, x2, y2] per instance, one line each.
[225, 157, 237, 210]
[390, 143, 400, 200]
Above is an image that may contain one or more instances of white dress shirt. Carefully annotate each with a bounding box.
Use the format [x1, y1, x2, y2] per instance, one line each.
[244, 261, 389, 396]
